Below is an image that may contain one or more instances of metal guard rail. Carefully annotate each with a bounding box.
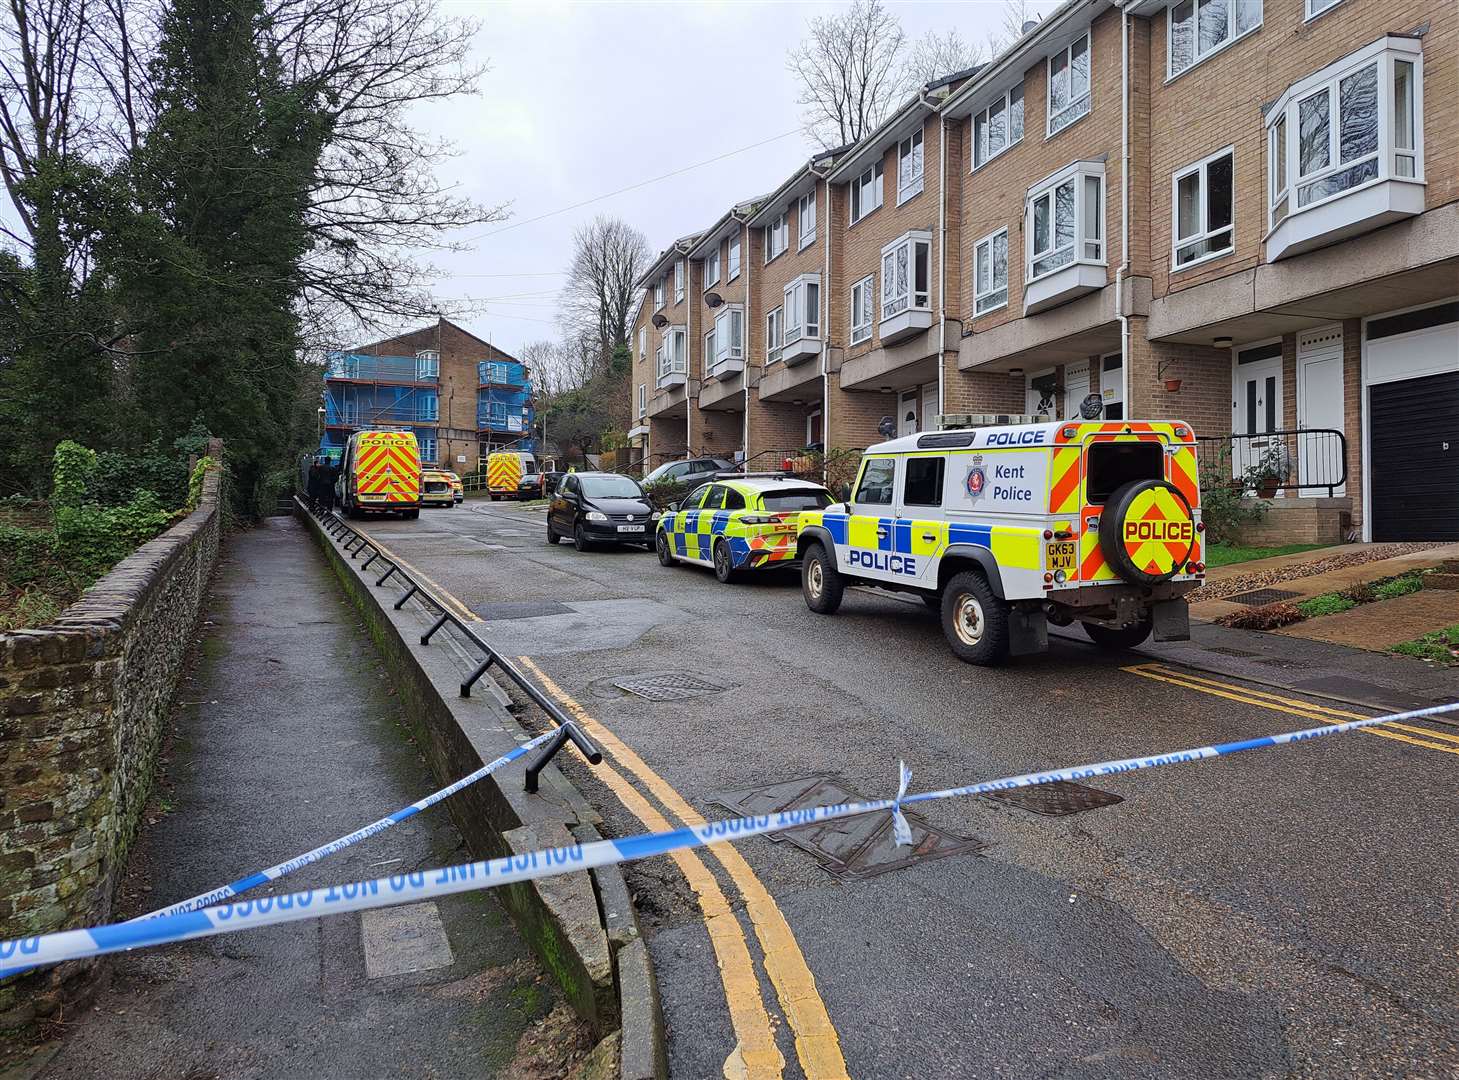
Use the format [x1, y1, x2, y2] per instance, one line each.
[1194, 427, 1348, 498]
[301, 497, 602, 792]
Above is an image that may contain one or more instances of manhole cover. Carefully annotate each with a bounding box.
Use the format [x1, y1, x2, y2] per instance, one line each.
[613, 673, 727, 702]
[981, 780, 1123, 817]
[1205, 646, 1257, 657]
[478, 601, 573, 620]
[1225, 587, 1303, 607]
[714, 776, 985, 881]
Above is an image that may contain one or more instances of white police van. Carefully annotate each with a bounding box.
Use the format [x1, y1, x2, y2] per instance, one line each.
[794, 415, 1206, 664]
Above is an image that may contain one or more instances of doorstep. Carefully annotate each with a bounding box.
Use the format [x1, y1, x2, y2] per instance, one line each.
[1275, 589, 1459, 650]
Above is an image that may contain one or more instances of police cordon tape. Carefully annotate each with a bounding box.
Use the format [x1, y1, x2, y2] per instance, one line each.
[135, 730, 557, 921]
[3, 701, 1456, 977]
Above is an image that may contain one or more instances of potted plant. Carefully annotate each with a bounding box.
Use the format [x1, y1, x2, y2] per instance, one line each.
[1243, 443, 1290, 499]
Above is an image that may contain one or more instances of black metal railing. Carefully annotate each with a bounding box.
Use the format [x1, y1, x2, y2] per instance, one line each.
[300, 497, 602, 791]
[1195, 428, 1348, 498]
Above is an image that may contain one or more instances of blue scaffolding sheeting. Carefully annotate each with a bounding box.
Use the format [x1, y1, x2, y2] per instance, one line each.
[477, 359, 534, 449]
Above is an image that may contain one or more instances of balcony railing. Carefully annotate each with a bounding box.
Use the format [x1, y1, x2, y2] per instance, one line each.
[477, 361, 526, 387]
[1195, 428, 1348, 498]
[328, 405, 439, 426]
[326, 354, 437, 384]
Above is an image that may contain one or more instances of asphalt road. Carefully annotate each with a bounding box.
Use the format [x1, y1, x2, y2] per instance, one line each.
[357, 500, 1459, 1080]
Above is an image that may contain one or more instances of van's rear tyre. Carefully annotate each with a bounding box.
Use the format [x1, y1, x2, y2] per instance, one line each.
[801, 543, 843, 615]
[1083, 620, 1153, 651]
[941, 571, 1009, 665]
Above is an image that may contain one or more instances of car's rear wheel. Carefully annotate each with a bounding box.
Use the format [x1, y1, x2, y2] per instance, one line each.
[656, 530, 675, 566]
[941, 571, 1009, 665]
[801, 542, 843, 615]
[573, 524, 592, 552]
[712, 539, 738, 584]
[546, 522, 560, 544]
[1083, 619, 1153, 651]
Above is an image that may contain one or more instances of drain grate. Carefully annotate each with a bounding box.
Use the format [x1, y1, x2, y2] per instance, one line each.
[714, 776, 985, 881]
[982, 780, 1123, 817]
[612, 672, 727, 702]
[1226, 587, 1303, 607]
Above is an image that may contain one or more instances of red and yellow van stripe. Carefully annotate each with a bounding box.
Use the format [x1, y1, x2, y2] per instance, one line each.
[355, 438, 420, 503]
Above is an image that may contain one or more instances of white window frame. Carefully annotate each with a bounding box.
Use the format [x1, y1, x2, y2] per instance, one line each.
[674, 260, 685, 303]
[637, 383, 646, 417]
[879, 231, 932, 321]
[765, 212, 788, 263]
[972, 84, 1025, 170]
[1167, 0, 1262, 81]
[638, 327, 646, 361]
[766, 306, 784, 365]
[654, 280, 664, 310]
[705, 247, 720, 289]
[783, 274, 821, 345]
[657, 327, 687, 385]
[797, 191, 817, 249]
[703, 327, 717, 372]
[850, 162, 884, 224]
[709, 306, 744, 377]
[973, 228, 1009, 316]
[897, 129, 924, 205]
[1025, 160, 1105, 284]
[1172, 146, 1236, 270]
[418, 437, 436, 464]
[728, 234, 741, 280]
[806, 408, 822, 446]
[1047, 31, 1091, 136]
[850, 275, 874, 345]
[1265, 36, 1424, 233]
[414, 349, 439, 380]
[1305, 0, 1344, 19]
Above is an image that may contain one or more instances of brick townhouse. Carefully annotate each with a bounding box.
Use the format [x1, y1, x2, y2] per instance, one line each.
[631, 0, 1456, 540]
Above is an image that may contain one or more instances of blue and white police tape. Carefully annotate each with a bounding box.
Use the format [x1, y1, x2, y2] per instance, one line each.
[136, 729, 557, 921]
[4, 700, 1456, 978]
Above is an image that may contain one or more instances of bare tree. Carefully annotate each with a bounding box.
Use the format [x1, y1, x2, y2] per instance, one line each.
[902, 28, 984, 87]
[559, 214, 648, 369]
[989, 0, 1043, 57]
[787, 0, 907, 150]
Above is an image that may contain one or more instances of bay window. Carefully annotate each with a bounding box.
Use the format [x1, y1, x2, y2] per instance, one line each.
[974, 229, 1009, 315]
[728, 233, 741, 279]
[1027, 162, 1104, 281]
[897, 130, 924, 204]
[1172, 148, 1234, 268]
[708, 306, 744, 377]
[1047, 33, 1090, 135]
[784, 275, 820, 344]
[798, 192, 817, 248]
[1265, 36, 1424, 258]
[880, 231, 931, 320]
[705, 248, 720, 289]
[850, 162, 883, 223]
[1168, 0, 1262, 79]
[657, 328, 686, 388]
[850, 276, 874, 345]
[765, 211, 788, 262]
[766, 307, 784, 365]
[973, 85, 1024, 170]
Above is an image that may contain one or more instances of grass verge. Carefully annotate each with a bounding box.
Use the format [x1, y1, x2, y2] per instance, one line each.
[1205, 542, 1331, 569]
[1390, 623, 1459, 664]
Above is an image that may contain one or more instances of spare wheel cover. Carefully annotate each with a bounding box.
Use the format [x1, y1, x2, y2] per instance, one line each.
[1099, 479, 1196, 586]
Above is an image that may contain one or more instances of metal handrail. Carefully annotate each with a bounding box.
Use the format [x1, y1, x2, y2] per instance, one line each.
[1195, 428, 1348, 498]
[300, 497, 602, 788]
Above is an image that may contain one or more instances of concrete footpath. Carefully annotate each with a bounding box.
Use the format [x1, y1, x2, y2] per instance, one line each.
[18, 518, 586, 1080]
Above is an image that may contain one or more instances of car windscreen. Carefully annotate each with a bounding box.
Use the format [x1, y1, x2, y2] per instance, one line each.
[760, 489, 833, 512]
[580, 475, 643, 499]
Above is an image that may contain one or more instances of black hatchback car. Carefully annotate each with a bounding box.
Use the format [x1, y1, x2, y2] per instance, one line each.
[547, 472, 656, 551]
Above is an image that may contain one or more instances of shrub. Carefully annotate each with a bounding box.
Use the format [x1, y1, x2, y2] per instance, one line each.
[1197, 450, 1268, 545]
[642, 478, 690, 512]
[1372, 573, 1423, 601]
[53, 491, 176, 579]
[1217, 603, 1304, 630]
[1297, 593, 1356, 618]
[51, 440, 98, 509]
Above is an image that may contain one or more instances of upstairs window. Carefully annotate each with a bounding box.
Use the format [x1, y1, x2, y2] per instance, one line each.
[797, 192, 817, 248]
[638, 327, 646, 360]
[712, 306, 744, 369]
[880, 232, 931, 319]
[637, 384, 646, 417]
[674, 260, 685, 303]
[1169, 0, 1262, 79]
[1267, 38, 1422, 229]
[657, 328, 686, 382]
[1048, 32, 1091, 135]
[705, 247, 720, 289]
[414, 349, 439, 380]
[1306, 0, 1342, 17]
[850, 161, 884, 223]
[765, 211, 788, 262]
[766, 306, 784, 364]
[897, 129, 924, 204]
[973, 85, 1025, 170]
[784, 275, 820, 344]
[728, 234, 741, 279]
[654, 280, 664, 309]
[703, 327, 717, 371]
[1173, 148, 1234, 268]
[974, 228, 1009, 315]
[1027, 161, 1104, 281]
[850, 276, 874, 345]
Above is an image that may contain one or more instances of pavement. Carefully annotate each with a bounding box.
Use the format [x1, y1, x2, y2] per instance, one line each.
[1278, 589, 1459, 648]
[346, 500, 1459, 1079]
[18, 517, 584, 1080]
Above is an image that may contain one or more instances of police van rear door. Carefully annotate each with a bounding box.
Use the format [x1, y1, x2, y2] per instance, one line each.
[840, 456, 912, 585]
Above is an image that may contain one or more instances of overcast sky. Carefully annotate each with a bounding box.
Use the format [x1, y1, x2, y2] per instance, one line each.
[414, 1, 1056, 358]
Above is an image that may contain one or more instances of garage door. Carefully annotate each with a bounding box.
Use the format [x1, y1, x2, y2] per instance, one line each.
[1369, 370, 1459, 541]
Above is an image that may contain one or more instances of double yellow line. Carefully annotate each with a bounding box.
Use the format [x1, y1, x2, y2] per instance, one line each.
[517, 657, 848, 1080]
[1123, 663, 1459, 757]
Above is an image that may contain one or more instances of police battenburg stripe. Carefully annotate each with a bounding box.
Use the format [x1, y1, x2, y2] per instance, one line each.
[134, 731, 557, 921]
[3, 702, 1455, 977]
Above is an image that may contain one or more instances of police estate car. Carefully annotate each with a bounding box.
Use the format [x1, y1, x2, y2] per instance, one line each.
[795, 418, 1205, 665]
[656, 475, 834, 583]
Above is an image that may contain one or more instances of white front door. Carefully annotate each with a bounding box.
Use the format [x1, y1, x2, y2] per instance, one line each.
[1296, 326, 1346, 496]
[898, 389, 919, 436]
[922, 383, 939, 432]
[1100, 354, 1124, 419]
[1231, 340, 1283, 486]
[1026, 368, 1056, 415]
[1063, 361, 1091, 418]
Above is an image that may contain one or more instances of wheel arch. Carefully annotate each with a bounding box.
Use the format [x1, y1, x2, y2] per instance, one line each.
[795, 526, 839, 570]
[937, 545, 1006, 599]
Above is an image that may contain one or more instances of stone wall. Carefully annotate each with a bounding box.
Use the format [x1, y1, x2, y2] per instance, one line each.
[0, 441, 224, 1029]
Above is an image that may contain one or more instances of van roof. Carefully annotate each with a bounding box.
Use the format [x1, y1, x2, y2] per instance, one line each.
[865, 419, 1193, 455]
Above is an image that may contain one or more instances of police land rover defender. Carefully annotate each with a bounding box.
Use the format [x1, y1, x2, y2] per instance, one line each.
[794, 416, 1206, 665]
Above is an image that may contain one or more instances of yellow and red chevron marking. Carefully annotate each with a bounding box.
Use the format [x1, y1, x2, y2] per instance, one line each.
[355, 437, 419, 502]
[1049, 446, 1081, 514]
[1167, 443, 1200, 509]
[487, 455, 522, 492]
[1079, 516, 1117, 582]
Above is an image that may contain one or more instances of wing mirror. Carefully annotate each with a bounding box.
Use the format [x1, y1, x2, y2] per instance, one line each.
[839, 482, 852, 503]
[667, 501, 680, 512]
